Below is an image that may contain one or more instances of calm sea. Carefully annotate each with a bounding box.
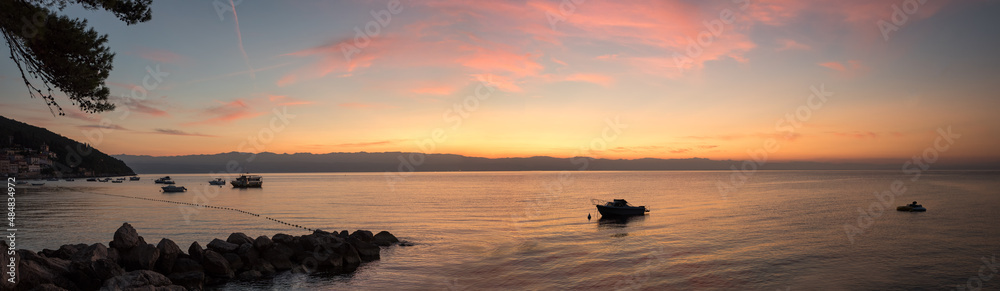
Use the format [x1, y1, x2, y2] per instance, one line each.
[13, 170, 1000, 290]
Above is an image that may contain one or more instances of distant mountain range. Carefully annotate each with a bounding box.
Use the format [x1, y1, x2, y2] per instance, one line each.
[1, 116, 135, 177]
[110, 151, 990, 174]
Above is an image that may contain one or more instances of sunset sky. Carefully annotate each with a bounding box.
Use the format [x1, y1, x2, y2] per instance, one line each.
[1, 0, 998, 164]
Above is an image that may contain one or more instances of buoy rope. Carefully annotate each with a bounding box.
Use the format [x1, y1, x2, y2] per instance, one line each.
[74, 189, 317, 233]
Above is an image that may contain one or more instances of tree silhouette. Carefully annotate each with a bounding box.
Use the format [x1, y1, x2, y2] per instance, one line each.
[0, 0, 152, 115]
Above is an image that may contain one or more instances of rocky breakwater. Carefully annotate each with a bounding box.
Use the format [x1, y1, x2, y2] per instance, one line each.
[1, 223, 404, 290]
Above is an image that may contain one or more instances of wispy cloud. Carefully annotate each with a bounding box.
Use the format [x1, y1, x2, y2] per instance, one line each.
[338, 102, 397, 109]
[152, 128, 217, 137]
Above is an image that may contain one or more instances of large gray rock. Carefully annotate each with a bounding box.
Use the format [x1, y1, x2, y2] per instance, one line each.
[372, 231, 399, 246]
[101, 270, 181, 291]
[338, 243, 362, 273]
[155, 238, 181, 274]
[14, 249, 78, 290]
[68, 258, 124, 290]
[112, 223, 141, 250]
[251, 261, 276, 276]
[261, 243, 295, 271]
[223, 253, 244, 272]
[167, 271, 205, 291]
[188, 241, 205, 263]
[207, 238, 240, 253]
[349, 230, 374, 243]
[347, 237, 380, 262]
[237, 243, 261, 268]
[170, 258, 203, 274]
[71, 243, 109, 263]
[227, 232, 254, 246]
[121, 243, 159, 271]
[201, 250, 234, 278]
[253, 235, 273, 251]
[271, 233, 294, 245]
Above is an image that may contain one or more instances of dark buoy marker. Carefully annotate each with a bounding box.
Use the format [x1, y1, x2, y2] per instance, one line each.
[587, 213, 591, 220]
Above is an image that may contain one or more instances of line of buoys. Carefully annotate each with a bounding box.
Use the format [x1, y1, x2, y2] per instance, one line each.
[80, 191, 315, 232]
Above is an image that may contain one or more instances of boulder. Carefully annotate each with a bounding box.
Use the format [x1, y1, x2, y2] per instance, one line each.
[201, 250, 234, 278]
[223, 253, 244, 271]
[167, 271, 205, 291]
[50, 244, 80, 260]
[372, 231, 399, 246]
[271, 233, 294, 245]
[121, 243, 159, 271]
[235, 270, 263, 281]
[155, 238, 182, 274]
[253, 235, 273, 251]
[237, 243, 261, 268]
[338, 243, 362, 273]
[207, 238, 240, 253]
[261, 243, 295, 271]
[70, 243, 109, 263]
[337, 230, 350, 239]
[171, 257, 204, 274]
[26, 283, 65, 291]
[348, 237, 380, 262]
[251, 261, 276, 276]
[112, 223, 141, 250]
[349, 230, 374, 243]
[188, 241, 205, 263]
[227, 232, 254, 246]
[101, 270, 180, 291]
[68, 258, 124, 290]
[15, 249, 78, 290]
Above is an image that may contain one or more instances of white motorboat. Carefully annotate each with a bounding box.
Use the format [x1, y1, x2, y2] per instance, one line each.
[594, 199, 649, 216]
[154, 176, 173, 184]
[209, 178, 226, 186]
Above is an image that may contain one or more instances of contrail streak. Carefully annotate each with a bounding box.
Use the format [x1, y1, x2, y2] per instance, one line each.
[230, 0, 255, 80]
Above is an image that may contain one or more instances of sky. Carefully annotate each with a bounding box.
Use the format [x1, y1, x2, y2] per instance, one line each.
[1, 0, 998, 165]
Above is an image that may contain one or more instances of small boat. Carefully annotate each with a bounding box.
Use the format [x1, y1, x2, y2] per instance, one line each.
[111, 180, 123, 183]
[896, 201, 926, 212]
[231, 174, 263, 188]
[99, 178, 111, 182]
[30, 182, 45, 186]
[154, 176, 172, 184]
[14, 180, 28, 185]
[116, 177, 126, 180]
[161, 185, 187, 193]
[209, 178, 226, 186]
[594, 199, 649, 217]
[86, 178, 97, 182]
[129, 177, 140, 181]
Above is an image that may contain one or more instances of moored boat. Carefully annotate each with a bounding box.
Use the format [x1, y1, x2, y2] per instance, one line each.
[231, 174, 263, 188]
[209, 178, 226, 186]
[129, 176, 140, 181]
[594, 199, 649, 217]
[154, 176, 172, 184]
[161, 185, 187, 193]
[896, 201, 926, 212]
[112, 180, 123, 183]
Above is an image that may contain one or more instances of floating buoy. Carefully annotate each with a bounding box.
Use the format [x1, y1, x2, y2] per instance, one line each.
[587, 213, 591, 220]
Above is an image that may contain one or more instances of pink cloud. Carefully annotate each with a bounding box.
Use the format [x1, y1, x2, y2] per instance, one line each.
[777, 39, 810, 51]
[412, 85, 457, 95]
[338, 102, 397, 109]
[819, 60, 869, 77]
[564, 73, 615, 87]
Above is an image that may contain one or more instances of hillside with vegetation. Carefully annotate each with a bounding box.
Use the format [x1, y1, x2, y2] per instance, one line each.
[0, 115, 134, 177]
